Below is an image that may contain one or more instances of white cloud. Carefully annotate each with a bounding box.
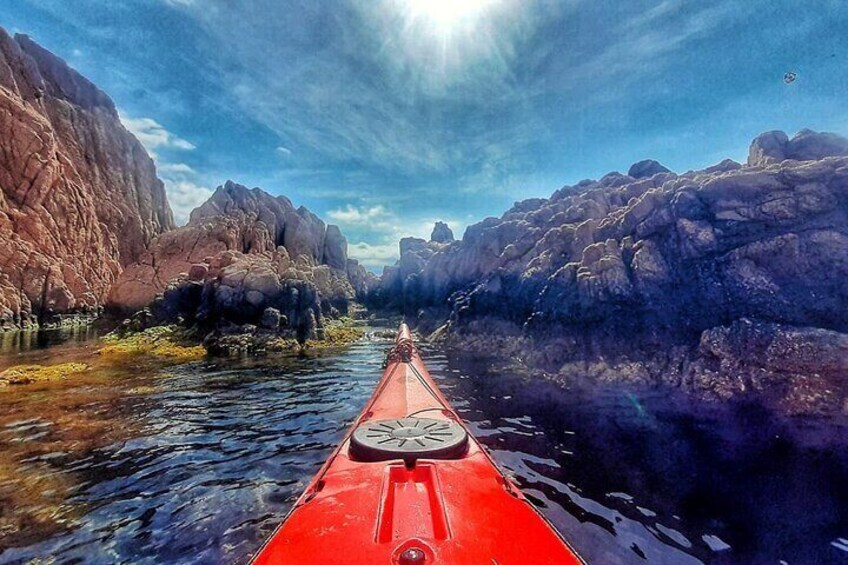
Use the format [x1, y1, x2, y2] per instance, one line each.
[276, 146, 292, 156]
[338, 206, 469, 270]
[348, 241, 400, 270]
[119, 114, 196, 158]
[175, 1, 553, 176]
[164, 180, 214, 225]
[327, 204, 390, 226]
[156, 162, 212, 224]
[118, 113, 208, 223]
[157, 162, 197, 176]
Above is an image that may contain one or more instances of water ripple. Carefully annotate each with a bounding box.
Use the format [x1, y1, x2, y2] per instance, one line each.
[2, 337, 847, 564]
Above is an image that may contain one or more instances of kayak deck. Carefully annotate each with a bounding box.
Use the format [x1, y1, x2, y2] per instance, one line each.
[252, 324, 583, 564]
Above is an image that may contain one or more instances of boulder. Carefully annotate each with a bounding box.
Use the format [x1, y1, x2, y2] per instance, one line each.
[747, 130, 789, 166]
[260, 307, 282, 330]
[627, 159, 672, 179]
[785, 129, 848, 161]
[747, 129, 848, 167]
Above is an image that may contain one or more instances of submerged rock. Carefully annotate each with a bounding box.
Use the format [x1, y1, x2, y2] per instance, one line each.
[0, 362, 89, 387]
[98, 325, 206, 365]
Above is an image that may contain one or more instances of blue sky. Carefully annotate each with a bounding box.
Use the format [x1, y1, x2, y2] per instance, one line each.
[3, 0, 848, 269]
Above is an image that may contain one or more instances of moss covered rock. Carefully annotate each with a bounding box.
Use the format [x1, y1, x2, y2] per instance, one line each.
[0, 363, 89, 387]
[98, 326, 206, 365]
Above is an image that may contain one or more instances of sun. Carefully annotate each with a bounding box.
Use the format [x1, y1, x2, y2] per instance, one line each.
[405, 0, 496, 32]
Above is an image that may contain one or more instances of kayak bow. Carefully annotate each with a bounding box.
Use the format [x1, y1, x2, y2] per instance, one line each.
[252, 324, 583, 564]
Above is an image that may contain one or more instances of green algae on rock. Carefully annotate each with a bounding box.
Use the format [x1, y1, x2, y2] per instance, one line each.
[0, 362, 89, 387]
[98, 325, 206, 365]
[305, 317, 365, 350]
[207, 317, 365, 356]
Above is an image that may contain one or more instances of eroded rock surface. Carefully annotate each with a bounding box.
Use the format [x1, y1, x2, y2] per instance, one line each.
[0, 29, 173, 329]
[111, 181, 375, 343]
[375, 129, 848, 414]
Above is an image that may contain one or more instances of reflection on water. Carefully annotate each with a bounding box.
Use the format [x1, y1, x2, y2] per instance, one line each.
[0, 325, 105, 356]
[421, 344, 848, 565]
[0, 329, 847, 563]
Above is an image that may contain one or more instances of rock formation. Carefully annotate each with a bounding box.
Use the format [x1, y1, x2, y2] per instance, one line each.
[0, 29, 173, 329]
[375, 129, 848, 414]
[110, 181, 375, 344]
[430, 221, 454, 243]
[627, 159, 671, 179]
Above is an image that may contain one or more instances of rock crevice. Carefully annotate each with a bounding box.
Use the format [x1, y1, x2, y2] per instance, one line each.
[0, 28, 173, 329]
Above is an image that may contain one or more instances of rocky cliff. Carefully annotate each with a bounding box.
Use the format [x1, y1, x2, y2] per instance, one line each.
[110, 181, 375, 346]
[0, 29, 174, 329]
[376, 129, 848, 414]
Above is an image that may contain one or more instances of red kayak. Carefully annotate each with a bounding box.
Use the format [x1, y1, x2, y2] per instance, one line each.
[252, 324, 584, 564]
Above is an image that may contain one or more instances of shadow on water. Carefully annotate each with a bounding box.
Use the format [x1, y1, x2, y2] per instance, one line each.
[420, 343, 848, 565]
[0, 328, 846, 564]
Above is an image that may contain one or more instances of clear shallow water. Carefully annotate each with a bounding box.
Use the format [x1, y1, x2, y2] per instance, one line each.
[0, 329, 847, 564]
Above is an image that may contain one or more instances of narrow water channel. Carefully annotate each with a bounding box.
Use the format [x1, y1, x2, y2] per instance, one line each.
[0, 328, 846, 564]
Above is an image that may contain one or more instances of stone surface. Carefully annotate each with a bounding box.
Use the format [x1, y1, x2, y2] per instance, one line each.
[110, 181, 376, 342]
[0, 29, 173, 329]
[110, 180, 372, 311]
[377, 129, 848, 336]
[374, 129, 848, 413]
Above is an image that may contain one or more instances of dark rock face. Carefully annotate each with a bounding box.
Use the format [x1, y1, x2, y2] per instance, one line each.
[699, 318, 848, 377]
[627, 159, 672, 179]
[111, 181, 375, 342]
[430, 221, 455, 243]
[375, 129, 848, 413]
[371, 223, 459, 312]
[0, 29, 174, 329]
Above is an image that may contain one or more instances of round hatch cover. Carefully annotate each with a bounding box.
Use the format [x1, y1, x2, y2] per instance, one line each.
[350, 417, 468, 462]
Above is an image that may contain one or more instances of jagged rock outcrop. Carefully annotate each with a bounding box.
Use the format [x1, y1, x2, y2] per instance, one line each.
[110, 181, 375, 342]
[381, 129, 848, 333]
[430, 221, 454, 243]
[375, 129, 848, 413]
[0, 29, 173, 329]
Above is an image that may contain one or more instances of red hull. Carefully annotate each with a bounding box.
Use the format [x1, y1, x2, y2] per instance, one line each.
[252, 324, 583, 564]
